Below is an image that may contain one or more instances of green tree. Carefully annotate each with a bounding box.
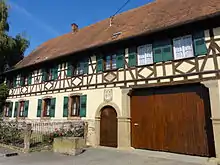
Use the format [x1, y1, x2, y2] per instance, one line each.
[0, 0, 29, 112]
[0, 83, 8, 114]
[0, 0, 29, 73]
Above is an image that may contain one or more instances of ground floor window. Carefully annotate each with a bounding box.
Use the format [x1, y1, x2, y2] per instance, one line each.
[70, 96, 80, 116]
[14, 101, 29, 118]
[19, 101, 25, 117]
[63, 95, 87, 118]
[4, 102, 13, 117]
[43, 99, 51, 117]
[37, 98, 56, 118]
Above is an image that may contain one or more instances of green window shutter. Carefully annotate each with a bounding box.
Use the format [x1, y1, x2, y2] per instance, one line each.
[13, 79, 16, 88]
[162, 43, 173, 61]
[116, 49, 125, 68]
[42, 69, 47, 82]
[153, 47, 163, 63]
[50, 98, 56, 117]
[193, 31, 207, 56]
[80, 95, 87, 117]
[67, 63, 73, 77]
[153, 40, 173, 63]
[37, 99, 42, 117]
[28, 74, 32, 85]
[20, 77, 24, 86]
[17, 77, 20, 86]
[14, 102, 19, 117]
[96, 55, 103, 72]
[52, 66, 58, 80]
[128, 47, 137, 67]
[9, 102, 13, 117]
[83, 60, 89, 74]
[63, 97, 69, 117]
[24, 101, 29, 117]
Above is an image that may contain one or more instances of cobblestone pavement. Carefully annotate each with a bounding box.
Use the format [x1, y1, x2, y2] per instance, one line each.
[0, 147, 215, 165]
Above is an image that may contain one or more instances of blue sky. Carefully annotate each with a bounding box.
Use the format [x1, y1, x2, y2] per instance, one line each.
[7, 0, 153, 56]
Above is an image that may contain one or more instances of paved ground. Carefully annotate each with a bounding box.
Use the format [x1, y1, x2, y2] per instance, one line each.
[0, 147, 216, 165]
[0, 147, 17, 157]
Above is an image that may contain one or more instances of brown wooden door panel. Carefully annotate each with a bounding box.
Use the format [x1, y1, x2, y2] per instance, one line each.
[131, 84, 215, 157]
[100, 106, 117, 148]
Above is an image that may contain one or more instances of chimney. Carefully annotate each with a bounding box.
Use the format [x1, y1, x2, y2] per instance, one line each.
[71, 23, 78, 33]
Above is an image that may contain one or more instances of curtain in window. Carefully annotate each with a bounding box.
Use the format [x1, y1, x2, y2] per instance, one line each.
[106, 56, 111, 70]
[137, 44, 153, 66]
[173, 35, 194, 60]
[112, 54, 117, 69]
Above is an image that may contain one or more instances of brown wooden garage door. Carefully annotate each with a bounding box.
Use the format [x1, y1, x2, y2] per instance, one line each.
[131, 84, 215, 157]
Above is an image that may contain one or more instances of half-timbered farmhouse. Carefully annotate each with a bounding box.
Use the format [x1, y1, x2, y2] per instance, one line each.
[3, 0, 220, 158]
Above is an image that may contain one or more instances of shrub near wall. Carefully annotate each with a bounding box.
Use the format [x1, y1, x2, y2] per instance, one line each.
[0, 120, 24, 148]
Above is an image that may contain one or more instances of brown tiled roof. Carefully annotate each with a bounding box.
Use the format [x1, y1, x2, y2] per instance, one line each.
[15, 0, 220, 69]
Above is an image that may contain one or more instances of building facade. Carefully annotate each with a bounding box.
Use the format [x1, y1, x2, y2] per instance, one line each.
[3, 0, 220, 159]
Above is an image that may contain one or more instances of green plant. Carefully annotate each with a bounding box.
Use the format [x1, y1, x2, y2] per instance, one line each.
[43, 126, 84, 144]
[0, 83, 9, 114]
[0, 120, 23, 146]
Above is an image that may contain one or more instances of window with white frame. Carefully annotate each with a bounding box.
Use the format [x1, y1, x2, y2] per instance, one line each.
[19, 101, 25, 117]
[4, 103, 10, 117]
[75, 62, 84, 75]
[43, 99, 51, 117]
[70, 96, 80, 116]
[104, 54, 117, 70]
[173, 35, 194, 60]
[137, 44, 153, 66]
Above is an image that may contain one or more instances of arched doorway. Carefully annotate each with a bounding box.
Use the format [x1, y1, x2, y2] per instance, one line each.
[100, 106, 118, 148]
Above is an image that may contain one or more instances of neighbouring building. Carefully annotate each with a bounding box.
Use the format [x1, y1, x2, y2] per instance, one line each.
[2, 0, 220, 159]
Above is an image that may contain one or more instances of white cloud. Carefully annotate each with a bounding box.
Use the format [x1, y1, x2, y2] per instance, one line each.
[9, 1, 60, 36]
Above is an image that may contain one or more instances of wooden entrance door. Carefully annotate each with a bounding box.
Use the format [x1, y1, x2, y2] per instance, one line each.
[100, 106, 118, 147]
[131, 84, 215, 157]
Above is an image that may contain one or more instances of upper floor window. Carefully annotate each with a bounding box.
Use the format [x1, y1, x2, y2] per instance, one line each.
[137, 44, 153, 66]
[104, 54, 117, 70]
[96, 50, 125, 72]
[173, 35, 194, 60]
[6, 77, 13, 88]
[66, 59, 88, 77]
[75, 62, 85, 75]
[20, 73, 32, 86]
[42, 66, 58, 82]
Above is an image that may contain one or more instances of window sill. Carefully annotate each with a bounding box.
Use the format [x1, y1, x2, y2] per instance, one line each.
[67, 116, 81, 120]
[103, 68, 118, 72]
[40, 117, 51, 120]
[17, 117, 27, 120]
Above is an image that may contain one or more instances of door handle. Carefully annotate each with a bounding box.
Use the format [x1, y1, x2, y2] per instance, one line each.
[134, 123, 139, 126]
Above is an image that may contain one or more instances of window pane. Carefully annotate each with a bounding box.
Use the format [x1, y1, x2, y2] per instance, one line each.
[173, 38, 184, 60]
[145, 44, 153, 65]
[106, 56, 111, 70]
[79, 62, 84, 74]
[182, 35, 194, 58]
[112, 54, 117, 69]
[137, 44, 153, 65]
[20, 102, 24, 117]
[137, 46, 146, 66]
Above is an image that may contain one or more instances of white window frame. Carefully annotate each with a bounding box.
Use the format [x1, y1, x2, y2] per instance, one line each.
[173, 35, 194, 60]
[4, 104, 9, 117]
[137, 44, 153, 66]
